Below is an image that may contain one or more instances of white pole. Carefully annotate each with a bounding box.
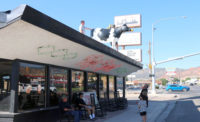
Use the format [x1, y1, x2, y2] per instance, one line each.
[151, 16, 187, 94]
[151, 24, 156, 94]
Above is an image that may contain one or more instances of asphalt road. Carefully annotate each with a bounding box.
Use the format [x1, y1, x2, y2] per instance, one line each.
[166, 85, 200, 122]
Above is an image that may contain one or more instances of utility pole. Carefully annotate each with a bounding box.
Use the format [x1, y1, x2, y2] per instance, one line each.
[151, 16, 187, 94]
[148, 40, 152, 74]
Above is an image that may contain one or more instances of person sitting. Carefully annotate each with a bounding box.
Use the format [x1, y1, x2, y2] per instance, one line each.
[77, 93, 95, 120]
[59, 95, 81, 122]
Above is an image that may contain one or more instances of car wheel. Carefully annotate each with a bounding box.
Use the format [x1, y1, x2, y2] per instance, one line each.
[168, 89, 172, 92]
[183, 88, 187, 92]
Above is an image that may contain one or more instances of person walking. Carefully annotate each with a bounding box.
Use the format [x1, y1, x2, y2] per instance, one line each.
[139, 84, 149, 107]
[138, 96, 147, 122]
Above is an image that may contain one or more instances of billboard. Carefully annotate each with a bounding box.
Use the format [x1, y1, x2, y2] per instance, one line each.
[114, 14, 141, 28]
[118, 32, 142, 46]
[166, 67, 176, 76]
[119, 49, 142, 62]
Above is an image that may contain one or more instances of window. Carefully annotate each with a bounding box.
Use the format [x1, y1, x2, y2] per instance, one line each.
[18, 62, 46, 111]
[109, 76, 115, 99]
[0, 60, 12, 111]
[49, 67, 68, 106]
[117, 77, 123, 97]
[88, 73, 97, 92]
[100, 75, 107, 99]
[72, 71, 84, 93]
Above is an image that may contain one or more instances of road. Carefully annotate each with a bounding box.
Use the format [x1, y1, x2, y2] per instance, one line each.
[166, 85, 200, 122]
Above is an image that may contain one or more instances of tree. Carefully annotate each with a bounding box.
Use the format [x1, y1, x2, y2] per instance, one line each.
[185, 77, 191, 81]
[172, 77, 180, 82]
[160, 78, 168, 86]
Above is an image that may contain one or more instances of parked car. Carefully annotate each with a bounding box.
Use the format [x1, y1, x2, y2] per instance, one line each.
[189, 83, 194, 86]
[41, 85, 57, 93]
[166, 84, 190, 92]
[126, 87, 141, 94]
[19, 83, 31, 93]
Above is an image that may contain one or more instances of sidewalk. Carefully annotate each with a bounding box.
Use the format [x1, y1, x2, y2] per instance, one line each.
[102, 101, 167, 122]
[85, 93, 179, 122]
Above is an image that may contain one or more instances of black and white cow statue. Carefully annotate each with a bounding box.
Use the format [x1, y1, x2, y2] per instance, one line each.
[91, 24, 131, 49]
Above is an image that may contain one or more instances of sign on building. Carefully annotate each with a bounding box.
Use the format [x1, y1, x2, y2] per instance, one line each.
[114, 14, 141, 28]
[118, 32, 142, 46]
[119, 49, 142, 62]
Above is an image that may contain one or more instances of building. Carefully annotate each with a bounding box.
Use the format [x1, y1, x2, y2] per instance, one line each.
[0, 5, 142, 122]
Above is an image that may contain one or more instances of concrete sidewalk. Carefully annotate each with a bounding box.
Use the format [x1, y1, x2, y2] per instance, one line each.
[102, 101, 167, 122]
[86, 94, 179, 122]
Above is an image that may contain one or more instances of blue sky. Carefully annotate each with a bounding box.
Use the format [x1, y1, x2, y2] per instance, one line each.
[1, 0, 200, 69]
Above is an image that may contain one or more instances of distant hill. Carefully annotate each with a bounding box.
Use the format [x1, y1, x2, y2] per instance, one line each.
[130, 66, 200, 80]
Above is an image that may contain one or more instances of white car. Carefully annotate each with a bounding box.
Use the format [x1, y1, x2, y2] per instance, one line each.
[41, 85, 57, 93]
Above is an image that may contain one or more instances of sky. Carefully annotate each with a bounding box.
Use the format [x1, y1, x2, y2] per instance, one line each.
[1, 0, 200, 69]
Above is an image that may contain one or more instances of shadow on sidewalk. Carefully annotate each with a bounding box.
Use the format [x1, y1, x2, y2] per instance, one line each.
[166, 100, 200, 122]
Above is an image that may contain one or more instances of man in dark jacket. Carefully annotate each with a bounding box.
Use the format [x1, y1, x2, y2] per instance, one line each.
[139, 84, 149, 107]
[59, 96, 80, 122]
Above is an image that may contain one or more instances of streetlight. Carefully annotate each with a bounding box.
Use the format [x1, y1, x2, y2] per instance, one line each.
[151, 16, 187, 94]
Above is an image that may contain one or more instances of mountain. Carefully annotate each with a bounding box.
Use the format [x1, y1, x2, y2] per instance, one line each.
[130, 66, 200, 80]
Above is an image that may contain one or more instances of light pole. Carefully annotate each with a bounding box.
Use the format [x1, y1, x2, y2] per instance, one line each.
[151, 16, 187, 94]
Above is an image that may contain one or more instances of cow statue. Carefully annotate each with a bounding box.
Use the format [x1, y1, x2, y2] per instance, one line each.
[91, 24, 131, 50]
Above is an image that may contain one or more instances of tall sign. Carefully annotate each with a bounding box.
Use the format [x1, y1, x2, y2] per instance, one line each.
[118, 32, 142, 46]
[166, 67, 176, 76]
[119, 49, 142, 62]
[114, 14, 142, 64]
[114, 14, 141, 28]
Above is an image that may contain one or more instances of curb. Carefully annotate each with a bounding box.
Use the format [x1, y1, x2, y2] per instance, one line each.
[154, 94, 179, 122]
[155, 101, 177, 122]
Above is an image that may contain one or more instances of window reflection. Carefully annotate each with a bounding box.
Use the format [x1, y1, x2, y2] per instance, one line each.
[100, 75, 107, 99]
[117, 77, 123, 97]
[109, 76, 115, 99]
[18, 62, 46, 111]
[72, 71, 84, 93]
[50, 67, 68, 106]
[88, 73, 97, 92]
[0, 61, 12, 111]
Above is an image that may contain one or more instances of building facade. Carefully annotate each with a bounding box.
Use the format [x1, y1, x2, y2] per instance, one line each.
[0, 5, 142, 122]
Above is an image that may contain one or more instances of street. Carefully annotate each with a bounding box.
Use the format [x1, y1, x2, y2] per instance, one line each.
[166, 85, 200, 122]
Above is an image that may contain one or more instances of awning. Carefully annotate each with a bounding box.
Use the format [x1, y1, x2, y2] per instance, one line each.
[0, 5, 142, 77]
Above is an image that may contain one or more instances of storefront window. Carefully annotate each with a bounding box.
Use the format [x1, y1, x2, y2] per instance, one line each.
[100, 75, 107, 99]
[72, 71, 84, 93]
[18, 62, 46, 111]
[49, 67, 68, 106]
[117, 77, 123, 97]
[0, 61, 12, 111]
[88, 73, 97, 92]
[109, 76, 115, 99]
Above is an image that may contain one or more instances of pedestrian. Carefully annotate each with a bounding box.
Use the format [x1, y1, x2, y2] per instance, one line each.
[138, 96, 147, 122]
[77, 93, 95, 120]
[59, 95, 81, 122]
[79, 20, 91, 34]
[139, 84, 149, 107]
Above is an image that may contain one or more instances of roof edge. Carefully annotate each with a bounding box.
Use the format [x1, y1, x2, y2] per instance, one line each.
[0, 4, 26, 28]
[1, 5, 143, 69]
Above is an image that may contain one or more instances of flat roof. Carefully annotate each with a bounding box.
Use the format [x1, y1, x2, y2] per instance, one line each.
[0, 5, 142, 77]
